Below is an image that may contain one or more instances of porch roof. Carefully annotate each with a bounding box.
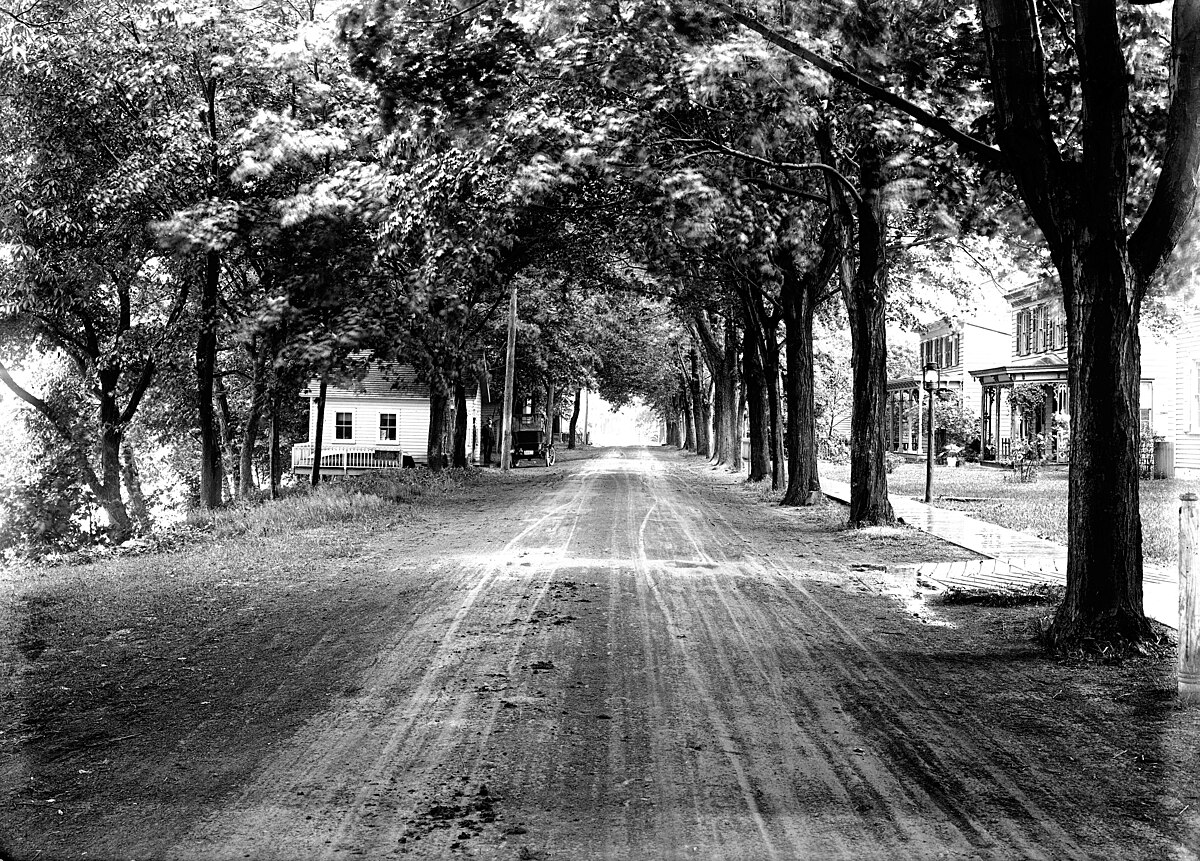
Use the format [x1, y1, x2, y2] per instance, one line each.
[968, 353, 1068, 386]
[885, 376, 965, 393]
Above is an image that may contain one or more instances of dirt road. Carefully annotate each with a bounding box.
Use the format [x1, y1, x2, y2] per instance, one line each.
[6, 448, 1199, 859]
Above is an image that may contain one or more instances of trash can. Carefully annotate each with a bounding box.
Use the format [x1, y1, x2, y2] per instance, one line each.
[1154, 440, 1175, 479]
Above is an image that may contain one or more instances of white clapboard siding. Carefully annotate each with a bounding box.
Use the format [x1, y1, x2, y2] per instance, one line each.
[1178, 312, 1200, 474]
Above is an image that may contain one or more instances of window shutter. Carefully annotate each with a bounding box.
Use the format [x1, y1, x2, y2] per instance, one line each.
[1014, 312, 1023, 355]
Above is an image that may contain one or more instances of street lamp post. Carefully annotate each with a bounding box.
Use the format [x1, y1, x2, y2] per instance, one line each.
[923, 362, 940, 504]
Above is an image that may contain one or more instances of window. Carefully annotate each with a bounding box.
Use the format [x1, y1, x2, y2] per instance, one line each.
[1015, 311, 1026, 356]
[935, 338, 944, 368]
[379, 413, 397, 441]
[335, 411, 353, 440]
[1140, 381, 1154, 435]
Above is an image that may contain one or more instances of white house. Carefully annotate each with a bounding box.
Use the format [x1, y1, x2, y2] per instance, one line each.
[970, 280, 1176, 469]
[885, 313, 1011, 457]
[1175, 308, 1200, 477]
[291, 362, 482, 476]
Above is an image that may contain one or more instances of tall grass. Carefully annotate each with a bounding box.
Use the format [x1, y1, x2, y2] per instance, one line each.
[188, 468, 485, 539]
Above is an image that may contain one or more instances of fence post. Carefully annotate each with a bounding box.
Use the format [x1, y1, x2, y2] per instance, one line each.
[1180, 493, 1199, 703]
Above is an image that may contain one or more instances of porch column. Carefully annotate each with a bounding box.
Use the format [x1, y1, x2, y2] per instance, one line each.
[884, 392, 893, 450]
[907, 388, 916, 455]
[980, 385, 989, 462]
[1009, 385, 1018, 460]
[1043, 388, 1054, 458]
[993, 388, 1003, 462]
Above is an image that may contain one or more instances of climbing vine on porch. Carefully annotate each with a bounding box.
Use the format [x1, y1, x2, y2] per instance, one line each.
[1008, 384, 1048, 416]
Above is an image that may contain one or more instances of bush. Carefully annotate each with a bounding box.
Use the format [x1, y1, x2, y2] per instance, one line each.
[0, 465, 93, 559]
[1007, 435, 1044, 483]
[819, 435, 850, 464]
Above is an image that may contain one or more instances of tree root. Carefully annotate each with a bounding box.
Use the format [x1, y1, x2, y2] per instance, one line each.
[1040, 609, 1161, 660]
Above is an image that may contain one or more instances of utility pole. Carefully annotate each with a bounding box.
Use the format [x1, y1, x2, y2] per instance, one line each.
[501, 283, 517, 471]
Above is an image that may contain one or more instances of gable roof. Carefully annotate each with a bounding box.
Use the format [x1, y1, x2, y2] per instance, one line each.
[302, 361, 479, 400]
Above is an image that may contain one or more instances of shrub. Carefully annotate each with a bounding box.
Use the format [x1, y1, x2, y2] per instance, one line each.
[819, 435, 850, 464]
[0, 466, 93, 558]
[1008, 435, 1044, 483]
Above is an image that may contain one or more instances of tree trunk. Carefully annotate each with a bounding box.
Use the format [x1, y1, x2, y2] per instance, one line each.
[835, 139, 894, 526]
[694, 314, 727, 463]
[768, 365, 785, 490]
[310, 370, 328, 487]
[453, 381, 469, 468]
[544, 379, 556, 448]
[743, 316, 770, 482]
[568, 387, 581, 449]
[96, 426, 133, 541]
[680, 376, 696, 452]
[428, 382, 448, 472]
[1046, 236, 1151, 646]
[120, 441, 152, 534]
[689, 346, 712, 457]
[781, 272, 823, 506]
[268, 389, 281, 500]
[238, 345, 269, 497]
[266, 324, 286, 500]
[213, 375, 239, 501]
[723, 312, 742, 471]
[197, 250, 222, 508]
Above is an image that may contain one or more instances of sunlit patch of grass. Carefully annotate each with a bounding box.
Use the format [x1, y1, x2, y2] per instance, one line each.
[204, 489, 390, 537]
[821, 460, 1200, 566]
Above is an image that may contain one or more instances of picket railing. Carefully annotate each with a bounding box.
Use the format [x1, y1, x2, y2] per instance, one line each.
[291, 443, 404, 474]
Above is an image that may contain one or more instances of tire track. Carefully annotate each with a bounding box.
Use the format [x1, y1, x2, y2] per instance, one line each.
[655, 465, 1090, 860]
[167, 465, 598, 860]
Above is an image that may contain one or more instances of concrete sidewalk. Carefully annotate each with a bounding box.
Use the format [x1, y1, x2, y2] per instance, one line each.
[819, 477, 1179, 629]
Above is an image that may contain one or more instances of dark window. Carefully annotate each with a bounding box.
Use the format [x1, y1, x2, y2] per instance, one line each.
[335, 412, 353, 440]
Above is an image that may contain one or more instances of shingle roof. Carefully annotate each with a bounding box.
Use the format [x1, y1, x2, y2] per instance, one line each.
[302, 361, 479, 400]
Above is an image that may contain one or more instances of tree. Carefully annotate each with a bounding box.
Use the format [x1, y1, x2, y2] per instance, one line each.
[714, 0, 1200, 647]
[0, 4, 194, 539]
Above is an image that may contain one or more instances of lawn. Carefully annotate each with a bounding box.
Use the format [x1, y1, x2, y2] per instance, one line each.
[821, 460, 1200, 568]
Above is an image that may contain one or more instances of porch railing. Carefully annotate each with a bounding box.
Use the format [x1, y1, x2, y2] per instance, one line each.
[291, 443, 404, 474]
